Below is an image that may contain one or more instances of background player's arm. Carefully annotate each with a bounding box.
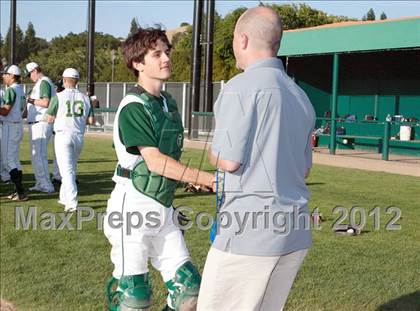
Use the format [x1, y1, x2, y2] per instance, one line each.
[46, 115, 55, 123]
[86, 104, 95, 125]
[45, 96, 58, 123]
[1, 88, 15, 116]
[28, 81, 51, 108]
[31, 97, 50, 108]
[86, 116, 95, 125]
[139, 146, 215, 189]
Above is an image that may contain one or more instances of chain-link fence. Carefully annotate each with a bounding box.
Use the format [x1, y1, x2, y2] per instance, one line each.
[16, 81, 222, 135]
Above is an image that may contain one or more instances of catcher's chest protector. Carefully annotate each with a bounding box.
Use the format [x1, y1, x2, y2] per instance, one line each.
[114, 89, 184, 207]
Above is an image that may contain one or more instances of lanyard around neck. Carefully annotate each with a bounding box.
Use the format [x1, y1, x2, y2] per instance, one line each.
[160, 94, 169, 113]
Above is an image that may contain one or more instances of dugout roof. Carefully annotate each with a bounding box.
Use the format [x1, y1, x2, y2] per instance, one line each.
[278, 16, 420, 56]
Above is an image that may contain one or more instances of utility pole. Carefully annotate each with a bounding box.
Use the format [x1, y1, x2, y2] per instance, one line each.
[87, 0, 96, 96]
[188, 0, 204, 138]
[10, 0, 17, 64]
[204, 0, 215, 113]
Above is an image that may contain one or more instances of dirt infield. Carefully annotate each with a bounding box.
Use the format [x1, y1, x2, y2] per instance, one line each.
[85, 132, 420, 177]
[313, 148, 420, 177]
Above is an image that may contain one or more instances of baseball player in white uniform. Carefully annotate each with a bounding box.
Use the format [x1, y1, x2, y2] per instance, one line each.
[51, 79, 65, 188]
[104, 27, 215, 311]
[0, 87, 10, 183]
[25, 62, 55, 193]
[1, 65, 28, 201]
[46, 68, 94, 212]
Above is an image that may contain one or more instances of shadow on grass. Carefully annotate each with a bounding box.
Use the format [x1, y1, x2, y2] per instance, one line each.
[77, 159, 117, 164]
[175, 192, 214, 199]
[376, 291, 420, 311]
[306, 182, 326, 186]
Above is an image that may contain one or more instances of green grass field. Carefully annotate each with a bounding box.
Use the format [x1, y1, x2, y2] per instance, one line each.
[1, 135, 419, 311]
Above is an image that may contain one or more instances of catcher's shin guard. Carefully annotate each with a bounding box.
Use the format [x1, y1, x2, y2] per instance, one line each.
[107, 274, 152, 311]
[165, 261, 201, 311]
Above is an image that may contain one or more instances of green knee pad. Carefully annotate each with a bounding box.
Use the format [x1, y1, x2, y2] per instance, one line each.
[165, 261, 201, 311]
[107, 274, 152, 311]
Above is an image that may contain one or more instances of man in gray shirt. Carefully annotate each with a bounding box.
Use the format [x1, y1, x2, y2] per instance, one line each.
[197, 7, 315, 311]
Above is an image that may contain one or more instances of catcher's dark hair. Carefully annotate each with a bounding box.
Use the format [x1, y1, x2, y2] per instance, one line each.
[122, 27, 172, 77]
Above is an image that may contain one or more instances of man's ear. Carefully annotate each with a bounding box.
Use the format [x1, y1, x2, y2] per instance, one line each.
[240, 32, 248, 50]
[132, 61, 144, 73]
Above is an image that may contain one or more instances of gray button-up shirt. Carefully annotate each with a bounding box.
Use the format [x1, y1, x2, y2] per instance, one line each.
[211, 57, 315, 256]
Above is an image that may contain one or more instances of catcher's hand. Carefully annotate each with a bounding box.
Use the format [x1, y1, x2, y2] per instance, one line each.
[184, 183, 213, 193]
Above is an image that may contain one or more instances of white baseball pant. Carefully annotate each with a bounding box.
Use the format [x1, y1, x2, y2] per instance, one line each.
[54, 132, 83, 210]
[1, 122, 23, 173]
[29, 121, 54, 191]
[51, 133, 61, 181]
[104, 181, 190, 282]
[0, 122, 11, 181]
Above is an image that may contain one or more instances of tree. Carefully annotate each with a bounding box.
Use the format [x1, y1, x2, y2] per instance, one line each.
[1, 25, 25, 64]
[23, 22, 38, 58]
[180, 22, 190, 27]
[0, 34, 3, 61]
[24, 31, 123, 82]
[169, 3, 355, 82]
[366, 8, 376, 21]
[129, 18, 139, 35]
[380, 12, 387, 20]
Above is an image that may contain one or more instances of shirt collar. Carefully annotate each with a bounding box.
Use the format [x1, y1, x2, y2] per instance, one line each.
[245, 57, 284, 72]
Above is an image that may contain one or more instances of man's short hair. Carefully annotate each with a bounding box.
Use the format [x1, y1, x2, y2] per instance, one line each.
[122, 27, 172, 77]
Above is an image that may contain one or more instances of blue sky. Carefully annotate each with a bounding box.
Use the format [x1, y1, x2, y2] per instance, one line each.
[1, 1, 420, 40]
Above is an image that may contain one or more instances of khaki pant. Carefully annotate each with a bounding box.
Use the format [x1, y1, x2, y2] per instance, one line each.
[197, 247, 308, 311]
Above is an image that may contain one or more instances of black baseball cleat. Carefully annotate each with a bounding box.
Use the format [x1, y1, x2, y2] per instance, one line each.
[52, 178, 62, 186]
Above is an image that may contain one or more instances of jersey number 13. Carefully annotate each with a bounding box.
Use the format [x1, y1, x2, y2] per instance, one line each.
[65, 100, 84, 117]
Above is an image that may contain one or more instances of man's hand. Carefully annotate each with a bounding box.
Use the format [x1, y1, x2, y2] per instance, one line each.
[0, 105, 11, 116]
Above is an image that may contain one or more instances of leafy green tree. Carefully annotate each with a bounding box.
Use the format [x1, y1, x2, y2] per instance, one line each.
[169, 3, 356, 81]
[22, 22, 48, 60]
[380, 12, 387, 20]
[23, 22, 37, 57]
[22, 31, 122, 82]
[366, 8, 376, 21]
[170, 25, 193, 82]
[0, 34, 3, 61]
[2, 25, 25, 64]
[129, 18, 139, 35]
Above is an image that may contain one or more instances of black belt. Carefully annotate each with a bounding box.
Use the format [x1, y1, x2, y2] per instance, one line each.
[116, 165, 133, 179]
[28, 121, 40, 125]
